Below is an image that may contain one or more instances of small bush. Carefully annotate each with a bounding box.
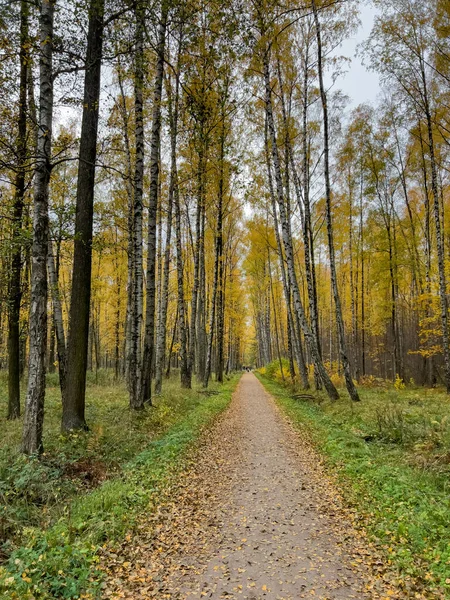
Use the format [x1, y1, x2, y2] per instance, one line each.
[359, 374, 389, 389]
[375, 404, 409, 443]
[330, 372, 344, 388]
[263, 359, 291, 384]
[394, 374, 406, 390]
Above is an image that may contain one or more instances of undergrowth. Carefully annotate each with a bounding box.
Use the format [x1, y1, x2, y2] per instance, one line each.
[0, 371, 239, 599]
[257, 369, 450, 598]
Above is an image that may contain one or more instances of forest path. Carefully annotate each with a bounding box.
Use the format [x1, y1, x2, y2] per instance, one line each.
[102, 374, 393, 599]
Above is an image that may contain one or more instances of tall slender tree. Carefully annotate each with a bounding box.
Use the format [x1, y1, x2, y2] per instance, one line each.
[8, 0, 29, 420]
[63, 0, 105, 430]
[261, 36, 339, 401]
[140, 0, 169, 405]
[22, 0, 55, 454]
[311, 0, 360, 402]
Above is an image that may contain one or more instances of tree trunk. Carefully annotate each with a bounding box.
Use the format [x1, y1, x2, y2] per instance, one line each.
[216, 185, 225, 383]
[264, 120, 309, 388]
[129, 1, 145, 409]
[171, 47, 190, 388]
[297, 37, 323, 388]
[312, 0, 359, 401]
[204, 110, 226, 387]
[262, 46, 338, 401]
[359, 176, 366, 377]
[63, 0, 104, 431]
[268, 249, 285, 383]
[154, 60, 179, 395]
[114, 228, 121, 380]
[8, 0, 29, 420]
[408, 37, 449, 388]
[22, 0, 54, 454]
[140, 1, 168, 405]
[47, 239, 67, 395]
[116, 59, 134, 387]
[348, 180, 359, 381]
[196, 193, 207, 381]
[165, 306, 178, 379]
[188, 123, 206, 380]
[424, 77, 450, 391]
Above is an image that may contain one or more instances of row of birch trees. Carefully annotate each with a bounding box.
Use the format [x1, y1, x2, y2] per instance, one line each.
[244, 0, 450, 395]
[2, 0, 450, 454]
[0, 0, 248, 453]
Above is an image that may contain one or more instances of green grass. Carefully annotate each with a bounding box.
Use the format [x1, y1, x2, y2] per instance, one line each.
[0, 370, 240, 599]
[257, 372, 450, 598]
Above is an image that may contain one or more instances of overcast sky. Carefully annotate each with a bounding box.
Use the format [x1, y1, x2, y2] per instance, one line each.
[335, 4, 381, 108]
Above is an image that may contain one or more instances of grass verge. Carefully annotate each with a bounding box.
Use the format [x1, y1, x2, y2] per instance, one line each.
[0, 373, 239, 599]
[257, 373, 450, 599]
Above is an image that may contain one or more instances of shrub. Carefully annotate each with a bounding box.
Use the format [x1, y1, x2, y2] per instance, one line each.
[330, 372, 344, 388]
[375, 404, 408, 443]
[394, 374, 406, 390]
[359, 374, 388, 389]
[263, 359, 291, 382]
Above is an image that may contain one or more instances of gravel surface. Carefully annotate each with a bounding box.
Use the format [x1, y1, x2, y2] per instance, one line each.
[102, 374, 402, 600]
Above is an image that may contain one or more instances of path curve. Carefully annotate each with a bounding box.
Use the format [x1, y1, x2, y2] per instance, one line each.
[102, 374, 399, 599]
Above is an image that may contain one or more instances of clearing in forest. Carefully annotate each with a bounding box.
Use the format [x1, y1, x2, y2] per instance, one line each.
[102, 373, 405, 599]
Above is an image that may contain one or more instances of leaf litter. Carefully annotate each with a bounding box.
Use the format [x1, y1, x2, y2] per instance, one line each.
[99, 374, 439, 600]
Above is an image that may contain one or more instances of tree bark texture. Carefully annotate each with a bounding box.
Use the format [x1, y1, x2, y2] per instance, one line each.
[140, 1, 168, 404]
[22, 0, 54, 454]
[63, 0, 105, 430]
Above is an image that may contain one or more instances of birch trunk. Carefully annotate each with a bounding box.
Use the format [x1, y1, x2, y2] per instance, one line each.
[299, 35, 322, 388]
[312, 0, 359, 401]
[203, 111, 225, 388]
[165, 305, 178, 378]
[263, 48, 338, 401]
[8, 0, 29, 420]
[171, 41, 190, 388]
[114, 227, 121, 380]
[154, 62, 179, 395]
[140, 1, 168, 405]
[264, 119, 309, 388]
[348, 182, 358, 381]
[47, 239, 67, 395]
[116, 62, 134, 387]
[268, 250, 285, 382]
[188, 139, 205, 378]
[359, 184, 366, 377]
[216, 188, 225, 383]
[22, 0, 54, 454]
[130, 1, 145, 408]
[196, 201, 207, 380]
[422, 65, 450, 392]
[175, 181, 190, 387]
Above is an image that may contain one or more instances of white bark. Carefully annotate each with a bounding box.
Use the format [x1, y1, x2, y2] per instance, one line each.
[23, 0, 55, 454]
[47, 239, 67, 394]
[263, 47, 338, 401]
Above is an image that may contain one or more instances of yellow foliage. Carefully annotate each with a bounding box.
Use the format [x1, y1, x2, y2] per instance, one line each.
[394, 374, 406, 391]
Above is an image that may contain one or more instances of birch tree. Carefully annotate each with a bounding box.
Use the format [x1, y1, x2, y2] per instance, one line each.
[22, 0, 55, 454]
[140, 0, 169, 405]
[8, 0, 29, 420]
[311, 0, 360, 402]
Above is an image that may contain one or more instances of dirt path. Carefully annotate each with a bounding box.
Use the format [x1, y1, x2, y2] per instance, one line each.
[102, 374, 398, 599]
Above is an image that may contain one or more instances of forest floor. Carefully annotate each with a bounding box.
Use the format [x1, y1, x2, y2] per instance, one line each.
[259, 373, 450, 599]
[0, 370, 233, 551]
[101, 373, 413, 600]
[0, 371, 239, 598]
